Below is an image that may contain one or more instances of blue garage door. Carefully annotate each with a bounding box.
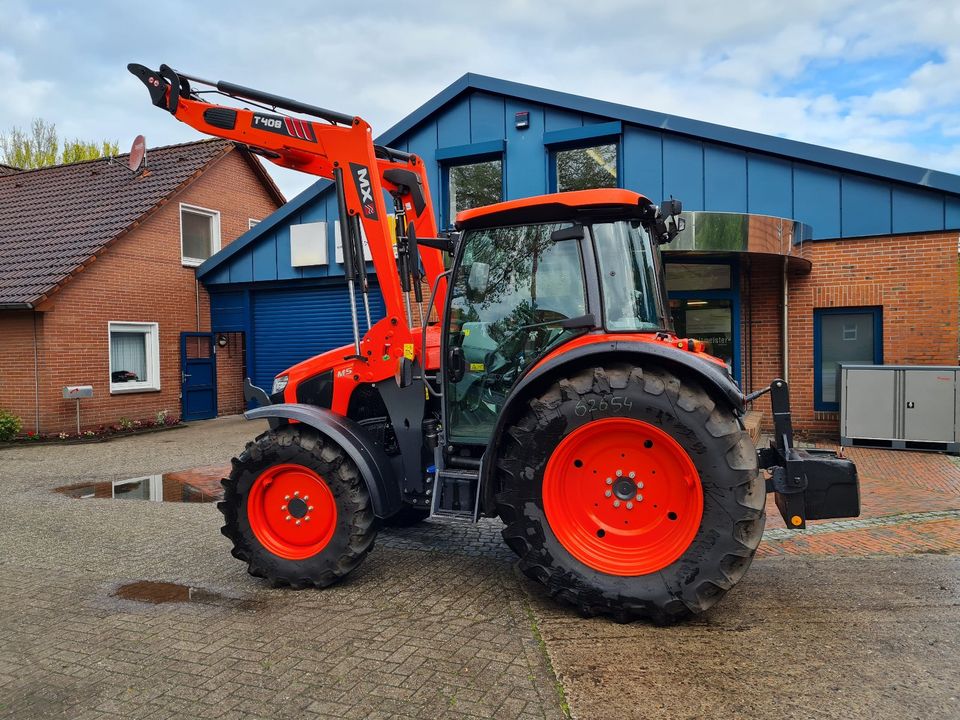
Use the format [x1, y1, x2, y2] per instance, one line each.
[251, 284, 385, 391]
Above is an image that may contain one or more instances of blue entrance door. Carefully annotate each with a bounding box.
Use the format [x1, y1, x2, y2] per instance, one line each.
[181, 332, 218, 421]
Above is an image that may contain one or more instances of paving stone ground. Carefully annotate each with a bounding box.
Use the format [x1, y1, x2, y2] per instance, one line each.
[1, 418, 958, 719]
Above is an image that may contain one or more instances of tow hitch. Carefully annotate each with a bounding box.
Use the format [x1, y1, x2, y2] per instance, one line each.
[751, 380, 861, 529]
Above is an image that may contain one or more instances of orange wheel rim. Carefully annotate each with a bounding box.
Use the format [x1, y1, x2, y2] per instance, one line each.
[247, 463, 337, 560]
[542, 418, 703, 576]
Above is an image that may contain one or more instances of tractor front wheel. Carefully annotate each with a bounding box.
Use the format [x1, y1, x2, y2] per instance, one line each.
[219, 427, 376, 588]
[495, 364, 765, 623]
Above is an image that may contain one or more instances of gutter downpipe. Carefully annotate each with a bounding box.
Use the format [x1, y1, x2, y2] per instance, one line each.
[33, 311, 40, 433]
[782, 256, 789, 383]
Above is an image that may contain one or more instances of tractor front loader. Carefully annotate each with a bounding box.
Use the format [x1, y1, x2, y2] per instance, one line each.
[130, 63, 860, 623]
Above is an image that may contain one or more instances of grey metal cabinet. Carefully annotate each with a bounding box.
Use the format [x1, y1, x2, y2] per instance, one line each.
[840, 365, 960, 453]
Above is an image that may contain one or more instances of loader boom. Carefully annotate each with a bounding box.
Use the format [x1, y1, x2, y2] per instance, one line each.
[128, 63, 447, 357]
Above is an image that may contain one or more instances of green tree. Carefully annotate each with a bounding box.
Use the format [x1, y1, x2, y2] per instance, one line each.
[0, 118, 118, 169]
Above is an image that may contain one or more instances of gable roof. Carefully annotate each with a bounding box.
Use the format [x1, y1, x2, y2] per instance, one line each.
[198, 72, 960, 280]
[0, 139, 283, 308]
[0, 164, 22, 176]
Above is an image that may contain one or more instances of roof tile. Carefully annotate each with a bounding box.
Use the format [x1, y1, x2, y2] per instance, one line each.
[0, 138, 231, 306]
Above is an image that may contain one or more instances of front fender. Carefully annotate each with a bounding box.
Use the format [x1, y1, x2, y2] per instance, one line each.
[245, 403, 401, 518]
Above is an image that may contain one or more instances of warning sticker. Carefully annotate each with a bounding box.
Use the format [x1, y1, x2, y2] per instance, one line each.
[469, 362, 485, 372]
[403, 343, 415, 360]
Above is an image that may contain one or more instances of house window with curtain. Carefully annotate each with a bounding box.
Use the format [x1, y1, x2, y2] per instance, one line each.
[109, 322, 160, 393]
[180, 204, 221, 266]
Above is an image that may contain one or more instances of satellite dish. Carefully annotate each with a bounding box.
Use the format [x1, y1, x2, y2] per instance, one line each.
[128, 135, 146, 173]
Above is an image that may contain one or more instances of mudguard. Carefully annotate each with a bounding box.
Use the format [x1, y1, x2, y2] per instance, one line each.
[478, 340, 745, 514]
[245, 403, 402, 518]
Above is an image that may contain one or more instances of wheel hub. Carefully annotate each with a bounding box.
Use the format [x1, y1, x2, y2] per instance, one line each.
[541, 417, 704, 576]
[247, 464, 338, 560]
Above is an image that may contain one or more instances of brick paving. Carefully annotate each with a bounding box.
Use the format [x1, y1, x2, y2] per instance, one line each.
[1, 418, 959, 719]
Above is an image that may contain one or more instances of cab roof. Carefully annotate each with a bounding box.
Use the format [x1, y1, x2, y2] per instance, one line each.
[455, 189, 656, 230]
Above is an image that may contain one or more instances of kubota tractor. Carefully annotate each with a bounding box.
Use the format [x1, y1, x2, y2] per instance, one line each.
[130, 63, 860, 623]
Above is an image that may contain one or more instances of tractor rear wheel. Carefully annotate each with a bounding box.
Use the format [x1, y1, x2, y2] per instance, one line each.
[219, 426, 376, 588]
[495, 363, 764, 623]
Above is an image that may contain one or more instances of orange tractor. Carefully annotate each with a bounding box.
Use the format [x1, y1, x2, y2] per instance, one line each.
[131, 63, 860, 622]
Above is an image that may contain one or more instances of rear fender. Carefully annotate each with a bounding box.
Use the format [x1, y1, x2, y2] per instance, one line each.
[245, 403, 402, 518]
[478, 341, 744, 514]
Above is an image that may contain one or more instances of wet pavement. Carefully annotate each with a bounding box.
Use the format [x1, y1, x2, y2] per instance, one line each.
[55, 464, 230, 503]
[1, 415, 958, 719]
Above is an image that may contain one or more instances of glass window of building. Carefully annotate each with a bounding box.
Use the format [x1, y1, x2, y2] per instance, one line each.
[447, 158, 502, 224]
[815, 308, 882, 411]
[555, 144, 617, 192]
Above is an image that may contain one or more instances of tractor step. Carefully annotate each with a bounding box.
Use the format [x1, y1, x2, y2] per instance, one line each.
[430, 467, 479, 521]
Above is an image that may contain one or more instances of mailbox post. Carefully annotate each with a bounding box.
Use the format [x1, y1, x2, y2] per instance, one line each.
[63, 385, 93, 434]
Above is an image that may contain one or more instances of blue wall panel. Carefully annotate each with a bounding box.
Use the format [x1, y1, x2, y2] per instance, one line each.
[663, 136, 703, 210]
[437, 97, 470, 147]
[505, 99, 546, 199]
[793, 165, 841, 238]
[544, 107, 582, 132]
[228, 250, 253, 283]
[406, 122, 441, 218]
[892, 186, 945, 234]
[469, 92, 504, 143]
[704, 145, 747, 212]
[251, 235, 278, 282]
[622, 126, 662, 201]
[747, 153, 792, 218]
[841, 175, 891, 237]
[947, 197, 960, 229]
[210, 291, 246, 332]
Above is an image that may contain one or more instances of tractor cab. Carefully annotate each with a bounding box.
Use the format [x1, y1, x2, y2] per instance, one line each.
[442, 190, 679, 445]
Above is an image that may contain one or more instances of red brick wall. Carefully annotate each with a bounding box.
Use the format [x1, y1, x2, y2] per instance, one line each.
[215, 331, 246, 416]
[0, 312, 42, 432]
[787, 231, 959, 436]
[2, 149, 280, 434]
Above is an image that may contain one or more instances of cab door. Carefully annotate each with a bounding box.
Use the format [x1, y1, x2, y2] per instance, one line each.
[442, 222, 590, 445]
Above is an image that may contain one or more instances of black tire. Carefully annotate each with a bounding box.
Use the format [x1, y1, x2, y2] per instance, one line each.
[219, 426, 376, 588]
[495, 363, 765, 623]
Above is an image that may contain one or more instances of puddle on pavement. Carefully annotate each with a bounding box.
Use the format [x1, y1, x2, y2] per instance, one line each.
[113, 580, 224, 605]
[54, 464, 229, 503]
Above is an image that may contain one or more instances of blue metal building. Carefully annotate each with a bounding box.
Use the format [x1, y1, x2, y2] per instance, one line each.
[197, 73, 960, 405]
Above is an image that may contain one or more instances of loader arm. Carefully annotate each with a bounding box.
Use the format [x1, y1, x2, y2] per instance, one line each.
[127, 63, 447, 348]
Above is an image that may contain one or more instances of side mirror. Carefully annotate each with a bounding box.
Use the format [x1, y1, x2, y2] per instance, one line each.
[467, 261, 489, 297]
[662, 198, 683, 217]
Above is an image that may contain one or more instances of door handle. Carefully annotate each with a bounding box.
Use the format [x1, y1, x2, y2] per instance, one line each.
[181, 372, 191, 384]
[447, 347, 465, 383]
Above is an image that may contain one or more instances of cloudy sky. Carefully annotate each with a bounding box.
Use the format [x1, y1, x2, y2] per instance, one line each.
[1, 0, 958, 199]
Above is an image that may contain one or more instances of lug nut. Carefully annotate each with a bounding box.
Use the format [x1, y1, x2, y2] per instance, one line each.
[636, 481, 644, 489]
[295, 520, 301, 526]
[606, 477, 613, 485]
[626, 502, 633, 510]
[303, 495, 309, 501]
[605, 489, 612, 498]
[636, 494, 643, 502]
[613, 500, 621, 508]
[281, 505, 287, 511]
[628, 471, 636, 479]
[308, 505, 314, 511]
[616, 469, 623, 477]
[304, 516, 311, 522]
[294, 491, 300, 497]
[284, 495, 291, 501]
[285, 515, 292, 521]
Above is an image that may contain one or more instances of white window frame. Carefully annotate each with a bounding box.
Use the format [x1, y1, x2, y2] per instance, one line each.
[248, 218, 260, 229]
[108, 321, 161, 394]
[180, 203, 221, 267]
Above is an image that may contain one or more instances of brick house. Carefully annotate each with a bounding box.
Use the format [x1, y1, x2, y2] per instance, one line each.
[0, 139, 284, 434]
